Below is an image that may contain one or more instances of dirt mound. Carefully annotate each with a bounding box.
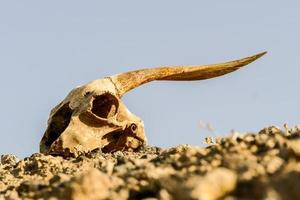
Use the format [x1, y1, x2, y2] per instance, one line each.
[1, 126, 300, 200]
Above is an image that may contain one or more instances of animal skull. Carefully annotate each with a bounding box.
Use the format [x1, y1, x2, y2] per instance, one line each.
[40, 52, 266, 156]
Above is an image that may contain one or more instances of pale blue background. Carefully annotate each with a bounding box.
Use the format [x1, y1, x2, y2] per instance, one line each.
[0, 1, 299, 158]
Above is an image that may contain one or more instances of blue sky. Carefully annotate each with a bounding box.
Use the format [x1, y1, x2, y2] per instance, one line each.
[1, 1, 299, 158]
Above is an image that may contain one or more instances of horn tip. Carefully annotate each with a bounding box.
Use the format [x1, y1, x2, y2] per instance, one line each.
[251, 51, 267, 61]
[255, 51, 267, 58]
[240, 51, 267, 66]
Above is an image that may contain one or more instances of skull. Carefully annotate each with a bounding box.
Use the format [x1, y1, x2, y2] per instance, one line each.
[40, 79, 146, 156]
[40, 52, 266, 156]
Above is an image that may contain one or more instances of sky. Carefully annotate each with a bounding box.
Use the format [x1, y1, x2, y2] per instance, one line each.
[0, 1, 300, 158]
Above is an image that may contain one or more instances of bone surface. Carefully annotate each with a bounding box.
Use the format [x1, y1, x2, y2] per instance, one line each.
[40, 52, 266, 157]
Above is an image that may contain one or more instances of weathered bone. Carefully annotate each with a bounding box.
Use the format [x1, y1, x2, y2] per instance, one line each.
[40, 52, 266, 157]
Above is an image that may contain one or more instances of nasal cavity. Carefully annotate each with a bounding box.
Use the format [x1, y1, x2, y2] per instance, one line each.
[91, 93, 119, 119]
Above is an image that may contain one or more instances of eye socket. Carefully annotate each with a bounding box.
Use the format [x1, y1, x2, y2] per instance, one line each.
[91, 93, 119, 119]
[42, 103, 73, 149]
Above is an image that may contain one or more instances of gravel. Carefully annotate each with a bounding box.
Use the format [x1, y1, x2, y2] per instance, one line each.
[1, 125, 300, 200]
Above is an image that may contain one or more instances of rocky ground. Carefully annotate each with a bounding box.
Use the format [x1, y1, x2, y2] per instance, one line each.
[1, 126, 300, 200]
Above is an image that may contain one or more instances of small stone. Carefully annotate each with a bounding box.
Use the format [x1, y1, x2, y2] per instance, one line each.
[184, 168, 237, 200]
[204, 137, 215, 145]
[266, 139, 276, 149]
[288, 139, 300, 156]
[250, 145, 258, 153]
[1, 154, 18, 166]
[244, 134, 255, 143]
[159, 189, 172, 200]
[266, 157, 284, 174]
[259, 126, 282, 135]
[65, 168, 113, 200]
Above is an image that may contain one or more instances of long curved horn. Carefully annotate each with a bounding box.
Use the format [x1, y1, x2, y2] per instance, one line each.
[110, 52, 266, 97]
